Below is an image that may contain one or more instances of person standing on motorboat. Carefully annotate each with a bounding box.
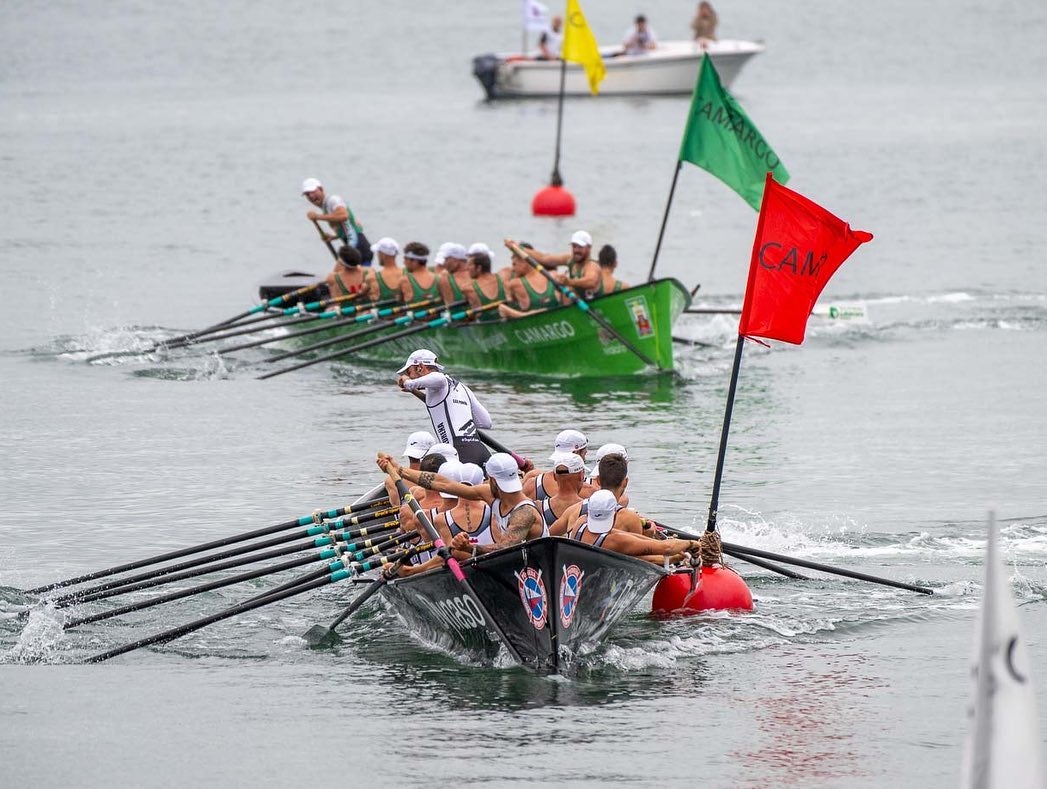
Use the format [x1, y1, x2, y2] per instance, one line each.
[301, 178, 373, 264]
[398, 242, 440, 303]
[691, 2, 718, 46]
[396, 349, 492, 466]
[623, 14, 658, 55]
[537, 15, 563, 60]
[521, 231, 601, 300]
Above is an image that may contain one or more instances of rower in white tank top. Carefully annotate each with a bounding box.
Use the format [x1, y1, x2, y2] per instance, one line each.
[444, 504, 495, 545]
[492, 497, 548, 540]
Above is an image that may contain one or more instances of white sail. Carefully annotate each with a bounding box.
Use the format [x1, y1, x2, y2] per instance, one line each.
[962, 512, 1044, 788]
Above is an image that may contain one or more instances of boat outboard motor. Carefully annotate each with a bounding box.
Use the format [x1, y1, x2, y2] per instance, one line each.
[257, 270, 328, 302]
[472, 54, 501, 101]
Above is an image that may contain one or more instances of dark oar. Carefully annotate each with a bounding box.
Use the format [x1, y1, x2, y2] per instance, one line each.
[506, 240, 659, 369]
[299, 541, 436, 649]
[260, 298, 447, 364]
[85, 283, 324, 363]
[312, 218, 340, 260]
[655, 522, 806, 579]
[65, 531, 414, 629]
[84, 558, 365, 664]
[476, 430, 533, 471]
[25, 497, 390, 595]
[385, 468, 527, 666]
[658, 524, 932, 594]
[54, 513, 400, 606]
[259, 301, 501, 380]
[217, 297, 399, 354]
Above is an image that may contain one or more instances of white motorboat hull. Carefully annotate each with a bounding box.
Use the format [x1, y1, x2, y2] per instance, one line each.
[473, 39, 764, 99]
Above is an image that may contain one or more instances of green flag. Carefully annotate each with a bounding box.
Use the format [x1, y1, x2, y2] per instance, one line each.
[679, 55, 789, 210]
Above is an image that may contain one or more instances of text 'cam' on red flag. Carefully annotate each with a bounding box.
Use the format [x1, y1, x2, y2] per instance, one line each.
[737, 174, 873, 345]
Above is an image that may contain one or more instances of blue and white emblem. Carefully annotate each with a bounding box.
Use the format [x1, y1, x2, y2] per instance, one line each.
[559, 564, 584, 628]
[516, 567, 548, 630]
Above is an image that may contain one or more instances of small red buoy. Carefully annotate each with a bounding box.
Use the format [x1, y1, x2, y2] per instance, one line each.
[651, 567, 754, 615]
[532, 185, 575, 216]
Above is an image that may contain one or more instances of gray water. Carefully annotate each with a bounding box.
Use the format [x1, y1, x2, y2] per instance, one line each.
[2, 0, 1046, 786]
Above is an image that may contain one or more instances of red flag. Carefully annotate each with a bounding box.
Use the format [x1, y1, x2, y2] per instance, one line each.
[738, 174, 873, 344]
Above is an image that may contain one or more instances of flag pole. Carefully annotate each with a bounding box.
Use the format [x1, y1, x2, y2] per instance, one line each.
[706, 334, 745, 532]
[646, 160, 682, 281]
[550, 58, 567, 186]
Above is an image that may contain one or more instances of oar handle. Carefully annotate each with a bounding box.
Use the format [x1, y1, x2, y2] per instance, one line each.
[312, 219, 340, 260]
[476, 430, 532, 472]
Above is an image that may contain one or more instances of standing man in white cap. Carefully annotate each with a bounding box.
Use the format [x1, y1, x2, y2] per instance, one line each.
[378, 451, 544, 556]
[396, 349, 492, 466]
[301, 178, 372, 265]
[368, 237, 403, 302]
[520, 231, 601, 300]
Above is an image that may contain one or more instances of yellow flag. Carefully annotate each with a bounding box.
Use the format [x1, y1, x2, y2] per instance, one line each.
[561, 0, 605, 94]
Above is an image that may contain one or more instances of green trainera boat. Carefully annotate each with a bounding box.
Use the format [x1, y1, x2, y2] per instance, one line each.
[273, 277, 691, 378]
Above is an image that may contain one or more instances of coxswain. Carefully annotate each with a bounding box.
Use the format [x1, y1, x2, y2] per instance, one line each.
[559, 490, 696, 564]
[593, 244, 628, 295]
[378, 452, 544, 556]
[464, 252, 506, 318]
[368, 237, 403, 302]
[399, 242, 440, 303]
[523, 428, 589, 502]
[498, 241, 563, 319]
[301, 178, 372, 264]
[436, 243, 471, 305]
[396, 349, 492, 465]
[324, 244, 374, 300]
[522, 230, 600, 300]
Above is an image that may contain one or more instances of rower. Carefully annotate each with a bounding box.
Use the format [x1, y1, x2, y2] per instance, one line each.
[442, 462, 496, 558]
[523, 428, 589, 502]
[424, 442, 459, 463]
[368, 237, 403, 302]
[399, 242, 440, 303]
[378, 451, 544, 556]
[539, 452, 586, 529]
[324, 244, 374, 300]
[523, 230, 601, 300]
[593, 244, 629, 296]
[584, 451, 640, 529]
[560, 490, 697, 565]
[586, 442, 630, 507]
[397, 459, 460, 576]
[464, 252, 506, 319]
[396, 349, 492, 465]
[401, 430, 436, 471]
[499, 241, 563, 320]
[394, 450, 448, 520]
[437, 243, 471, 305]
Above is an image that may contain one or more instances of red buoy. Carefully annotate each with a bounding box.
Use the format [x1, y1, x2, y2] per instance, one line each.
[532, 185, 575, 216]
[651, 567, 754, 615]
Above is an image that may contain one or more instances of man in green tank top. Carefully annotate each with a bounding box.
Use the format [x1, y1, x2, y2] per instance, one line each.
[593, 244, 629, 296]
[437, 243, 471, 305]
[525, 229, 601, 300]
[368, 237, 403, 302]
[465, 252, 505, 320]
[498, 242, 563, 319]
[398, 242, 440, 303]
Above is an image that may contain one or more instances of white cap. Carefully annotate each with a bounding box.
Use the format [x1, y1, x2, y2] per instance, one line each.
[593, 442, 628, 463]
[459, 462, 485, 485]
[301, 177, 322, 193]
[402, 430, 436, 459]
[468, 242, 495, 264]
[585, 489, 618, 534]
[551, 452, 586, 474]
[549, 428, 587, 460]
[371, 237, 400, 256]
[437, 460, 463, 499]
[425, 442, 459, 462]
[397, 348, 444, 374]
[485, 452, 522, 493]
[444, 243, 469, 261]
[571, 230, 592, 247]
[433, 242, 453, 266]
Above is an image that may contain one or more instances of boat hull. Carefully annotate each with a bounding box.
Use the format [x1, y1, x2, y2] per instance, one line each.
[475, 39, 764, 99]
[275, 278, 690, 378]
[380, 536, 666, 673]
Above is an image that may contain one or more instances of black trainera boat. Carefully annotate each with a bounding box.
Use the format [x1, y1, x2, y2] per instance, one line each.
[380, 535, 667, 673]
